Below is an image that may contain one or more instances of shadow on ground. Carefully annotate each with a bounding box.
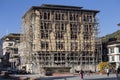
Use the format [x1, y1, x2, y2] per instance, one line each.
[40, 76, 78, 80]
[85, 77, 120, 80]
[0, 76, 20, 80]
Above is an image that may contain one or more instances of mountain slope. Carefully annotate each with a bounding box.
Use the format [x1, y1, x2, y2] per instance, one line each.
[102, 30, 120, 43]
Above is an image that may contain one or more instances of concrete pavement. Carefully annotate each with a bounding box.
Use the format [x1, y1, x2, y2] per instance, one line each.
[0, 73, 120, 80]
[39, 74, 120, 80]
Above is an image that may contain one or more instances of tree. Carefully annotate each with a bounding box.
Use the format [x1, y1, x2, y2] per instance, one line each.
[97, 62, 109, 72]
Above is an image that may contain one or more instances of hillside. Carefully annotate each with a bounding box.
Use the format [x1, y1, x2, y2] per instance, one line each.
[102, 30, 120, 43]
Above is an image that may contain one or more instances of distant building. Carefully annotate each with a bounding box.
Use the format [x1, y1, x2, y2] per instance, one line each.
[21, 4, 101, 74]
[0, 40, 3, 66]
[0, 40, 3, 58]
[1, 33, 20, 69]
[107, 41, 120, 69]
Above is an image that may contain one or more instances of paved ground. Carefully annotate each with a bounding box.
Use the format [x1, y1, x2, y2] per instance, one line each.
[39, 74, 120, 80]
[0, 73, 120, 80]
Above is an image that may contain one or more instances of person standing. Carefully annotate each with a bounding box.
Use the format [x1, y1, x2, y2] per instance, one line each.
[106, 68, 110, 77]
[80, 69, 84, 79]
[116, 67, 120, 77]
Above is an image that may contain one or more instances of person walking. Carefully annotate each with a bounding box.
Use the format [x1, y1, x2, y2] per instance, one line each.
[80, 69, 84, 79]
[116, 66, 120, 78]
[106, 68, 110, 77]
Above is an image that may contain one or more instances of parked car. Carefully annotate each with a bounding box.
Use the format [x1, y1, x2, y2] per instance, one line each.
[7, 69, 18, 74]
[17, 69, 27, 74]
[45, 71, 53, 76]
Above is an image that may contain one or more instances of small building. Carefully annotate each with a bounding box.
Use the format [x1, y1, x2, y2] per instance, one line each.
[1, 33, 20, 69]
[107, 41, 120, 69]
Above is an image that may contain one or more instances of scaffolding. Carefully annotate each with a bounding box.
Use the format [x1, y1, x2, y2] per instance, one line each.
[20, 4, 101, 74]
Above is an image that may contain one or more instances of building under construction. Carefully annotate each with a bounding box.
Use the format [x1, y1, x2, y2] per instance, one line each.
[20, 4, 102, 74]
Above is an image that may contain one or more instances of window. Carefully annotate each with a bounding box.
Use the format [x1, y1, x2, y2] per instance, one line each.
[71, 42, 78, 50]
[88, 16, 92, 23]
[40, 22, 52, 31]
[41, 32, 49, 39]
[84, 43, 91, 50]
[55, 11, 66, 20]
[55, 32, 64, 39]
[70, 23, 80, 33]
[14, 48, 18, 54]
[33, 44, 35, 49]
[41, 41, 49, 49]
[43, 12, 50, 20]
[70, 14, 73, 20]
[44, 23, 49, 30]
[83, 13, 92, 23]
[39, 12, 42, 19]
[56, 42, 64, 50]
[8, 43, 13, 46]
[84, 25, 89, 32]
[61, 14, 65, 20]
[70, 23, 80, 40]
[111, 56, 114, 61]
[40, 23, 44, 30]
[44, 12, 47, 19]
[83, 34, 90, 40]
[55, 23, 66, 32]
[55, 13, 60, 20]
[70, 24, 77, 32]
[40, 22, 52, 39]
[118, 46, 120, 53]
[61, 23, 66, 31]
[69, 13, 78, 21]
[70, 33, 77, 39]
[109, 47, 114, 53]
[119, 55, 120, 60]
